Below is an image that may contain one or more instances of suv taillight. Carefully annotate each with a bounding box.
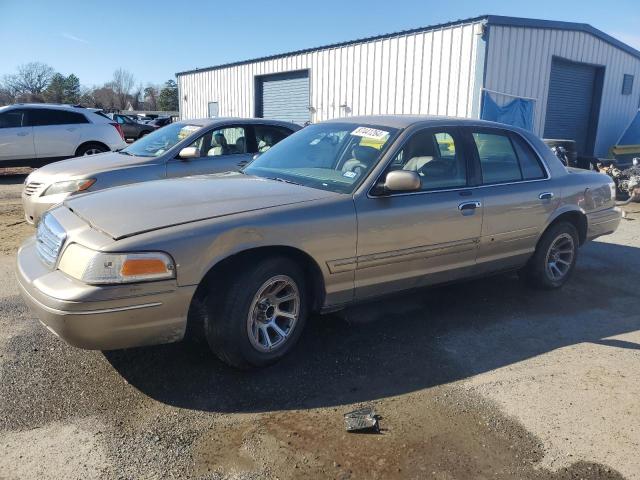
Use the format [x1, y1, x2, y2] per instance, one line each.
[110, 122, 124, 140]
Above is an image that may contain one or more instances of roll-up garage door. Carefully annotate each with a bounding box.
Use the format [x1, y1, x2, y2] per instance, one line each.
[543, 58, 602, 155]
[256, 71, 310, 125]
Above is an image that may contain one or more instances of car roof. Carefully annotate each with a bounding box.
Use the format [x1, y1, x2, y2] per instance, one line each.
[1, 103, 95, 112]
[323, 114, 521, 131]
[179, 117, 301, 129]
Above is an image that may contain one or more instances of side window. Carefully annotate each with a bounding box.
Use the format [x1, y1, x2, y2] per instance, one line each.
[0, 110, 26, 128]
[473, 133, 522, 184]
[512, 136, 546, 180]
[207, 127, 246, 156]
[30, 109, 88, 126]
[115, 116, 126, 124]
[387, 130, 467, 191]
[185, 132, 212, 157]
[254, 125, 291, 153]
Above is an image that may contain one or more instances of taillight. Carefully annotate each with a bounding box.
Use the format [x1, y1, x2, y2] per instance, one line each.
[110, 122, 124, 140]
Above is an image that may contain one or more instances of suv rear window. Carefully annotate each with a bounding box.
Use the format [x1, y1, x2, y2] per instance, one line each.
[29, 109, 89, 126]
[0, 110, 26, 128]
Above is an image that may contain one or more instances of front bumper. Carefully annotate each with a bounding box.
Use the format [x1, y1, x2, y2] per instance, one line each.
[16, 238, 196, 350]
[22, 191, 63, 225]
[586, 206, 622, 241]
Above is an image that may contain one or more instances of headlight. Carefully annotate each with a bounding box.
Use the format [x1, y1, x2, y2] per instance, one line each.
[609, 182, 617, 200]
[58, 243, 175, 284]
[43, 178, 96, 196]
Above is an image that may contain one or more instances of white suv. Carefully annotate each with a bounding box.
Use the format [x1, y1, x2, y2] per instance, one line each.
[0, 104, 127, 167]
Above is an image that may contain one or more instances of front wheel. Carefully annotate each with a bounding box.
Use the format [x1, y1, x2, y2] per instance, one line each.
[202, 257, 308, 369]
[521, 222, 579, 289]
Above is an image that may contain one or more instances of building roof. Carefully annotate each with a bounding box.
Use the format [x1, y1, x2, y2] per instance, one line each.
[176, 15, 640, 77]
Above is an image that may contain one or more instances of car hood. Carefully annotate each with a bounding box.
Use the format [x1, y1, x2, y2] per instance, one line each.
[63, 173, 338, 239]
[27, 151, 158, 181]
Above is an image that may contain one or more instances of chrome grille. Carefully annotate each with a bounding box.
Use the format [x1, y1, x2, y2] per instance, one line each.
[36, 214, 66, 268]
[24, 182, 43, 196]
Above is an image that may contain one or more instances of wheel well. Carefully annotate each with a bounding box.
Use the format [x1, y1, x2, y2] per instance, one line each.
[547, 211, 588, 245]
[75, 141, 110, 156]
[192, 246, 326, 314]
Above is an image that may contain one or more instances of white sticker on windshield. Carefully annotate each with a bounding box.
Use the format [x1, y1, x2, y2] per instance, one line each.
[351, 126, 389, 140]
[343, 171, 357, 178]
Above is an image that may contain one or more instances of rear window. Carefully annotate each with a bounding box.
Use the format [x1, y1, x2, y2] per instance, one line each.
[29, 108, 89, 126]
[473, 132, 546, 184]
[0, 110, 26, 128]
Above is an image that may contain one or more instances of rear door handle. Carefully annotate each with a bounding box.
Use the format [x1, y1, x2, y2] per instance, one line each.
[458, 201, 482, 211]
[539, 192, 554, 200]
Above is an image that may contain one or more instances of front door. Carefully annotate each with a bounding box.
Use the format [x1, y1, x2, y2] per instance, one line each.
[353, 127, 483, 300]
[166, 125, 254, 177]
[467, 128, 557, 273]
[0, 109, 35, 162]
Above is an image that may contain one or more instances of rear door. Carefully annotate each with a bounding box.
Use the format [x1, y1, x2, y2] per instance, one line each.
[353, 127, 484, 299]
[30, 108, 85, 159]
[467, 127, 556, 272]
[0, 109, 35, 162]
[166, 125, 254, 177]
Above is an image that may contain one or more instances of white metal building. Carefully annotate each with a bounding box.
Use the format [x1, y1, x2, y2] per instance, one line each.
[176, 15, 640, 156]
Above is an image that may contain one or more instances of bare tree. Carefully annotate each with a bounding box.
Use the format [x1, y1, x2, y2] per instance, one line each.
[112, 68, 135, 109]
[131, 83, 143, 110]
[143, 85, 158, 110]
[3, 62, 55, 95]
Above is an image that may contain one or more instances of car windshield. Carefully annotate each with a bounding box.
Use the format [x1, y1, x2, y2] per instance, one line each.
[244, 123, 398, 194]
[122, 123, 202, 157]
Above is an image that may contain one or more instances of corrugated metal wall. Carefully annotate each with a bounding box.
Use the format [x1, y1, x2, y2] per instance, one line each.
[178, 21, 484, 123]
[485, 25, 640, 156]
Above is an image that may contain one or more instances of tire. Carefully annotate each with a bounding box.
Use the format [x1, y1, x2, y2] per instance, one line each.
[76, 143, 108, 156]
[521, 222, 579, 289]
[202, 257, 308, 369]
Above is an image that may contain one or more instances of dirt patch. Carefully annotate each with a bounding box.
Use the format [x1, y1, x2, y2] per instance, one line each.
[193, 389, 624, 480]
[0, 203, 32, 255]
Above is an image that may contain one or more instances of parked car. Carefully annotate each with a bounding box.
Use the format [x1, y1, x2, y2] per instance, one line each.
[16, 116, 621, 369]
[148, 116, 172, 129]
[110, 113, 155, 141]
[22, 118, 300, 224]
[0, 104, 127, 167]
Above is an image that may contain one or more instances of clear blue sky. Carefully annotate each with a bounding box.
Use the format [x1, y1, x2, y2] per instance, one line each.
[1, 0, 639, 88]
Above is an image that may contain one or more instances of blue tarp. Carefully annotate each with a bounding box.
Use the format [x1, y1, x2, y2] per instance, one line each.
[618, 110, 640, 146]
[480, 91, 535, 131]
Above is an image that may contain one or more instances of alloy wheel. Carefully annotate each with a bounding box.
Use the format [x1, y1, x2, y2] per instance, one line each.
[246, 275, 300, 353]
[545, 233, 575, 281]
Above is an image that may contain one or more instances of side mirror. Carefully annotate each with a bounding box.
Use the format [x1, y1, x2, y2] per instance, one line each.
[178, 147, 200, 160]
[383, 170, 421, 192]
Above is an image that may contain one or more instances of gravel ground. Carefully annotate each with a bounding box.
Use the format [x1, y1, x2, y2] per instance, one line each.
[0, 170, 639, 479]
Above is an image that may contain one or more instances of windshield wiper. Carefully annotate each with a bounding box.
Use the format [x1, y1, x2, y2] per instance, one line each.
[268, 176, 302, 186]
[118, 150, 133, 156]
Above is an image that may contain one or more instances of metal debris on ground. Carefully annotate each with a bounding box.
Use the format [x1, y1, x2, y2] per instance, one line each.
[597, 160, 640, 203]
[344, 407, 380, 433]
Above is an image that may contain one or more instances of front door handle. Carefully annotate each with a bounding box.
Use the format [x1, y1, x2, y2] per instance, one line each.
[458, 201, 482, 211]
[17, 131, 29, 137]
[539, 192, 554, 200]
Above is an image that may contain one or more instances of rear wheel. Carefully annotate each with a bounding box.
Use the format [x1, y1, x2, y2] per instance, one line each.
[522, 222, 579, 289]
[202, 257, 308, 369]
[76, 143, 107, 156]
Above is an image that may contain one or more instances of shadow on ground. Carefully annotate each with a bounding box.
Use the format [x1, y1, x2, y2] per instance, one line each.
[104, 239, 640, 413]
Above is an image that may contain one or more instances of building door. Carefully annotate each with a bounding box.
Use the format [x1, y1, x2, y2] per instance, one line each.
[543, 57, 603, 156]
[256, 70, 310, 125]
[208, 102, 219, 118]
